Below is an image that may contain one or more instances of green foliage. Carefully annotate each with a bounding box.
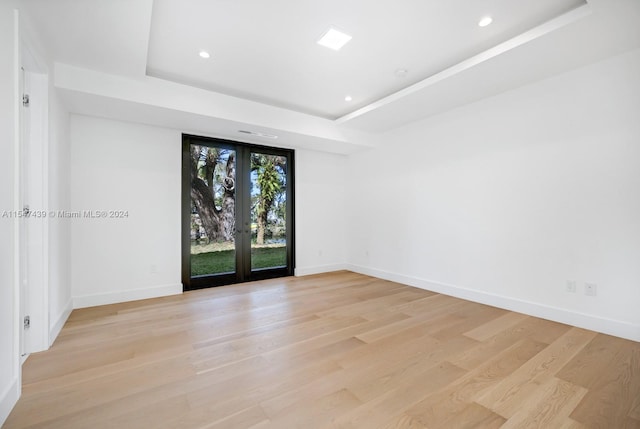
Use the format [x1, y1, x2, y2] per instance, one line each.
[256, 159, 281, 217]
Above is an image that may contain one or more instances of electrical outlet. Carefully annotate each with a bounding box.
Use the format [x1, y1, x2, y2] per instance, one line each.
[585, 282, 597, 296]
[566, 280, 577, 293]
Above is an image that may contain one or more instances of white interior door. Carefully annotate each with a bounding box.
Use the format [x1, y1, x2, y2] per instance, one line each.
[18, 65, 30, 360]
[19, 44, 49, 358]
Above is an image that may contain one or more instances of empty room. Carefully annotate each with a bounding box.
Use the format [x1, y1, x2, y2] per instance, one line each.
[1, 0, 639, 428]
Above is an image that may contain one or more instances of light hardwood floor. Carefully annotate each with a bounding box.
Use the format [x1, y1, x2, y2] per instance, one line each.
[4, 271, 640, 428]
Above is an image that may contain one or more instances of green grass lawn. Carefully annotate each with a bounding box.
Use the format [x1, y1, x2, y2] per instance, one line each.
[191, 246, 286, 276]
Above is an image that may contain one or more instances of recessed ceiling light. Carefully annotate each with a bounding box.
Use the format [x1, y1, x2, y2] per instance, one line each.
[317, 27, 352, 51]
[478, 16, 493, 27]
[344, 95, 353, 102]
[238, 130, 278, 139]
[199, 50, 211, 59]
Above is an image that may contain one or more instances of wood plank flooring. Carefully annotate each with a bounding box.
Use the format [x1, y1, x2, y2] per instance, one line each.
[4, 271, 640, 428]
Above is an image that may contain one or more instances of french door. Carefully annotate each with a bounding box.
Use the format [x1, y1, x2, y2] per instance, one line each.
[182, 135, 294, 290]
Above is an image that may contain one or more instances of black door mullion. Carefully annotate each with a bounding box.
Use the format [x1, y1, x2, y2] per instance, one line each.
[237, 145, 253, 283]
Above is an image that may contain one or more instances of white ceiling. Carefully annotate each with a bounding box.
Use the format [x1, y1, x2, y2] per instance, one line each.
[146, 0, 585, 119]
[19, 0, 640, 146]
[21, 0, 153, 77]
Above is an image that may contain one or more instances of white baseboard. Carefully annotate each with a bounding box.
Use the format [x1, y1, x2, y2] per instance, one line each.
[0, 376, 20, 427]
[295, 264, 348, 277]
[73, 283, 183, 309]
[346, 264, 640, 343]
[49, 298, 73, 346]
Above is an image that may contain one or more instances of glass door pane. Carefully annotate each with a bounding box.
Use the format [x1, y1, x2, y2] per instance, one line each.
[189, 144, 237, 277]
[250, 152, 287, 271]
[183, 134, 294, 290]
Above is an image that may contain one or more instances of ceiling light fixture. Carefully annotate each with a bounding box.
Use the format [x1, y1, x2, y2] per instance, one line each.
[317, 27, 352, 51]
[238, 130, 278, 139]
[199, 50, 211, 59]
[344, 95, 353, 102]
[478, 16, 493, 27]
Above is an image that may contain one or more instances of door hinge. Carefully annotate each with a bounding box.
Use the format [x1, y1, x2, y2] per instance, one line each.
[24, 315, 30, 329]
[22, 93, 30, 107]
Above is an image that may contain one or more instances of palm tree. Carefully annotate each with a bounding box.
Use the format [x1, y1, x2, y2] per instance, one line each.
[252, 154, 285, 245]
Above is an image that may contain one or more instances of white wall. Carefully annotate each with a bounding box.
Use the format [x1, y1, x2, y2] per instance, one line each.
[0, 2, 20, 425]
[346, 48, 640, 341]
[295, 149, 348, 275]
[69, 115, 348, 305]
[70, 115, 182, 307]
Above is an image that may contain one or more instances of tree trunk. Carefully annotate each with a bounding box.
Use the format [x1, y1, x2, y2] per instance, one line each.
[189, 145, 237, 243]
[191, 177, 222, 241]
[220, 152, 236, 241]
[256, 214, 266, 245]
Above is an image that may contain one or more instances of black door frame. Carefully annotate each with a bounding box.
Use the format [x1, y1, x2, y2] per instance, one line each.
[181, 134, 295, 291]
